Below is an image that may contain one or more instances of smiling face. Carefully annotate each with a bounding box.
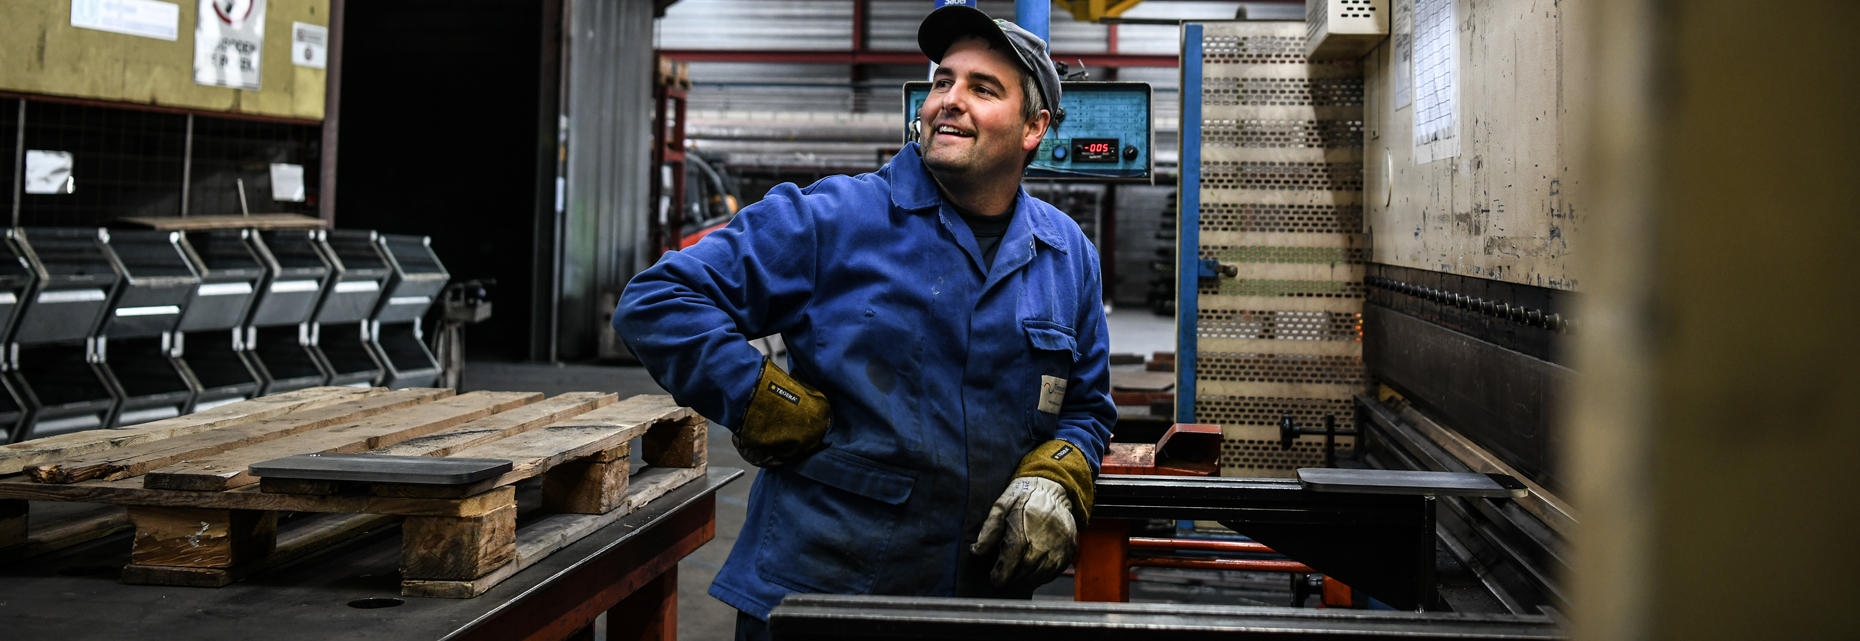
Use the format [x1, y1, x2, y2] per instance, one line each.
[917, 36, 1050, 185]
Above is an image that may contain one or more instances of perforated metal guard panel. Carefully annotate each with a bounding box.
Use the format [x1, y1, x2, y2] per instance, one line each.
[1180, 23, 1365, 478]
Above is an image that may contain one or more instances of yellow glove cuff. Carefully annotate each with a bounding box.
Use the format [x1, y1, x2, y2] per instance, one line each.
[1014, 438, 1095, 524]
[738, 358, 831, 466]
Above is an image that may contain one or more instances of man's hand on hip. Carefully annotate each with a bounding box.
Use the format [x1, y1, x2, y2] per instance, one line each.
[734, 358, 830, 467]
[971, 439, 1097, 587]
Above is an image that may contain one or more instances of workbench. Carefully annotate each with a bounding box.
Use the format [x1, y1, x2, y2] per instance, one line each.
[0, 466, 742, 641]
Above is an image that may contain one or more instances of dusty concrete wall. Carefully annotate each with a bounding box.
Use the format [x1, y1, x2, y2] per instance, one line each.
[0, 0, 328, 120]
[1362, 0, 1588, 290]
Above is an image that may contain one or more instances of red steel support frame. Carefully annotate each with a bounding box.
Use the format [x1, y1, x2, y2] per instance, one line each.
[1075, 518, 1130, 602]
[650, 83, 688, 255]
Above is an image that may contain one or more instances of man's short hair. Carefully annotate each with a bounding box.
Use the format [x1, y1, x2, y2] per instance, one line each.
[1019, 66, 1046, 167]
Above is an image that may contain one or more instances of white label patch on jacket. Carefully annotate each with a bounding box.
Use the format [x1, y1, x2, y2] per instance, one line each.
[1038, 375, 1067, 414]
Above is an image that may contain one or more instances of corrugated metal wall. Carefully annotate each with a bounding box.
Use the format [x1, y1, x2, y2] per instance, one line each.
[556, 0, 656, 360]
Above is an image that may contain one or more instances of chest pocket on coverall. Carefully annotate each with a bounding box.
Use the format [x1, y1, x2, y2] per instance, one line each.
[1021, 319, 1078, 446]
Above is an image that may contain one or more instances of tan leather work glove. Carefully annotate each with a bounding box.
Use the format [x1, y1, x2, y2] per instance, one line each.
[971, 439, 1096, 587]
[734, 358, 830, 467]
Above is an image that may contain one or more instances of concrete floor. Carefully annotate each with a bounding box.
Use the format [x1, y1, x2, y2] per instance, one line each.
[455, 310, 1180, 640]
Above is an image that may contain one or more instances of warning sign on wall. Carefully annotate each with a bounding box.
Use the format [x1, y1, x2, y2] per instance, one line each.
[194, 0, 266, 90]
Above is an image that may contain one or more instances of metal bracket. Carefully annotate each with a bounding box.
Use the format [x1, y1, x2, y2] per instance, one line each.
[1196, 258, 1236, 280]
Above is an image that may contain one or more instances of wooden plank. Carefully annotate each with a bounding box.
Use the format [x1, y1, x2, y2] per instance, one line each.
[128, 506, 278, 568]
[142, 391, 541, 492]
[368, 392, 616, 458]
[261, 392, 620, 496]
[401, 466, 706, 598]
[400, 503, 518, 581]
[0, 476, 514, 518]
[542, 445, 630, 515]
[0, 387, 380, 476]
[26, 388, 453, 484]
[0, 505, 130, 561]
[372, 396, 689, 500]
[118, 214, 329, 231]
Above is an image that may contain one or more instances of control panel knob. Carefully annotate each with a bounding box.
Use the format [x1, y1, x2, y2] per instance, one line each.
[1052, 145, 1068, 161]
[1123, 145, 1139, 160]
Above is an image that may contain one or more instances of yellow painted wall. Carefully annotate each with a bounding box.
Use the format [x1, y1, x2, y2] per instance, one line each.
[0, 0, 329, 120]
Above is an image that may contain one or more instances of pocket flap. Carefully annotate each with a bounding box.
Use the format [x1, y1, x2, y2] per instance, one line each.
[789, 447, 917, 505]
[1022, 319, 1079, 360]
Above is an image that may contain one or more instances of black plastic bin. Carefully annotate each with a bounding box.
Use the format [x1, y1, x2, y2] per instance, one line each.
[95, 230, 201, 426]
[174, 230, 268, 410]
[310, 231, 392, 387]
[8, 228, 124, 440]
[370, 234, 448, 388]
[0, 231, 38, 441]
[243, 231, 334, 394]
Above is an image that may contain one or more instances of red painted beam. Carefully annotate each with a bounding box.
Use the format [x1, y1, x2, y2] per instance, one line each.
[658, 49, 1178, 67]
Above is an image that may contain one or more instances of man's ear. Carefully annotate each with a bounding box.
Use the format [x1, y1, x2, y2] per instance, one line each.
[1022, 109, 1052, 153]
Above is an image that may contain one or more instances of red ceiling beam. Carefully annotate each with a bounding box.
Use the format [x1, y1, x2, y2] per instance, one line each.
[658, 49, 1178, 67]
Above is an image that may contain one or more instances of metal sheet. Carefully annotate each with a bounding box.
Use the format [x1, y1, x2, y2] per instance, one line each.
[249, 453, 512, 485]
[1298, 468, 1526, 498]
[767, 594, 1562, 640]
[1361, 303, 1570, 491]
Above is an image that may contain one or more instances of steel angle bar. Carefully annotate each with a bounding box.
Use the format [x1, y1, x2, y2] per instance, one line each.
[766, 595, 1563, 641]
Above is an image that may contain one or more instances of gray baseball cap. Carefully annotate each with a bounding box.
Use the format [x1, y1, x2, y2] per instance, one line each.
[917, 5, 1065, 129]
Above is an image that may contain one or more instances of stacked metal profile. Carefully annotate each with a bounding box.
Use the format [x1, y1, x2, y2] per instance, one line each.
[1179, 22, 1366, 477]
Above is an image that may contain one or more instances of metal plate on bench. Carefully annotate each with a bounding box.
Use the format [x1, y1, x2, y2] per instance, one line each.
[1298, 468, 1528, 498]
[249, 453, 513, 485]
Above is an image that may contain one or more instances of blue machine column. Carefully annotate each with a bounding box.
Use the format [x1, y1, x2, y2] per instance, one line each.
[1015, 0, 1049, 43]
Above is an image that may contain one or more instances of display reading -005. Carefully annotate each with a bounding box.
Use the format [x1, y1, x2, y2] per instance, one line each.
[904, 81, 1153, 181]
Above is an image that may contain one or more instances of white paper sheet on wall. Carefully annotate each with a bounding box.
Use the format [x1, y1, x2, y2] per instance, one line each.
[269, 163, 305, 202]
[1412, 0, 1457, 162]
[71, 0, 180, 40]
[24, 151, 76, 195]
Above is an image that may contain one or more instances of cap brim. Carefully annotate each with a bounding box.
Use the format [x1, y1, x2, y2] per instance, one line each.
[917, 5, 1012, 64]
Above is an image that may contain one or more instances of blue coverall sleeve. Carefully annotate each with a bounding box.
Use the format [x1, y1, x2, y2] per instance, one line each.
[1057, 247, 1117, 472]
[614, 183, 818, 430]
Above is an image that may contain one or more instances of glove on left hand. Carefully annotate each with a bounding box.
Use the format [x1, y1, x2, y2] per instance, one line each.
[734, 358, 830, 467]
[970, 476, 1078, 588]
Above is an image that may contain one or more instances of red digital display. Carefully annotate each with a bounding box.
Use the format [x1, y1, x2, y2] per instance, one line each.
[1072, 138, 1119, 163]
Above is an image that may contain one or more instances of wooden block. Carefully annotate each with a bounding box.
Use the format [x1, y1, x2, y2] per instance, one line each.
[142, 391, 540, 492]
[401, 502, 517, 580]
[28, 388, 452, 484]
[129, 506, 278, 568]
[543, 444, 631, 514]
[642, 416, 706, 468]
[400, 466, 706, 599]
[0, 387, 379, 476]
[0, 499, 25, 549]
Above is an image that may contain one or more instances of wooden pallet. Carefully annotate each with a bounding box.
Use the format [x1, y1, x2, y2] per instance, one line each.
[0, 387, 709, 598]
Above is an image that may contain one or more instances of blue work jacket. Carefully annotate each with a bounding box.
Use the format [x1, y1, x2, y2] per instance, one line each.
[615, 142, 1115, 619]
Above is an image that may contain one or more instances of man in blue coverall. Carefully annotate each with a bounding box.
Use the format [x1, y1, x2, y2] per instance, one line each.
[615, 6, 1115, 640]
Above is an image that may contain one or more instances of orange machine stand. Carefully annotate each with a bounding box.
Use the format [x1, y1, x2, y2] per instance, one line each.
[1074, 518, 1131, 602]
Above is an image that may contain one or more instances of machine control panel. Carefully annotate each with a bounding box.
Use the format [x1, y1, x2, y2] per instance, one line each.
[905, 81, 1153, 182]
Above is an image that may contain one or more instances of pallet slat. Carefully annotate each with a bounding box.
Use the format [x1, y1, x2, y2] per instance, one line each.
[141, 392, 541, 492]
[371, 395, 690, 499]
[0, 388, 381, 476]
[26, 389, 454, 484]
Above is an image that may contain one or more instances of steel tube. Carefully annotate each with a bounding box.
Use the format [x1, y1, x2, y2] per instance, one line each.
[1129, 557, 1313, 573]
[1127, 537, 1276, 554]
